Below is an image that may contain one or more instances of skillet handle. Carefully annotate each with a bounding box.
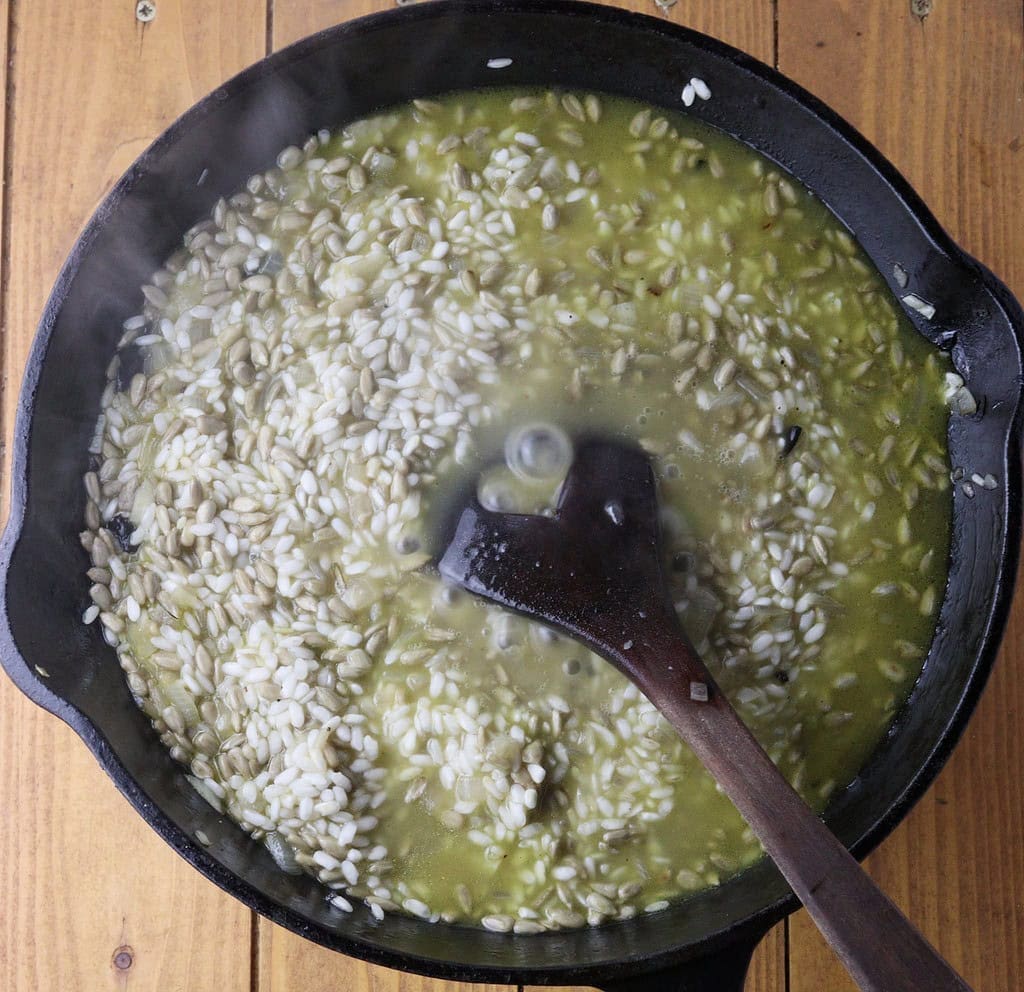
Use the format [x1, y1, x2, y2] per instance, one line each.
[594, 933, 761, 992]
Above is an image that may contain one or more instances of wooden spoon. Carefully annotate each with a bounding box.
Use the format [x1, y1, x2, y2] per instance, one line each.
[436, 436, 973, 992]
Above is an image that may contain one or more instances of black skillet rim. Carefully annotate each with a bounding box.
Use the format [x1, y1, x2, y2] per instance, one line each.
[0, 0, 1022, 985]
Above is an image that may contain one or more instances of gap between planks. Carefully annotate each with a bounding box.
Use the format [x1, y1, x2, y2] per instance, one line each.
[1, 3, 264, 991]
[250, 4, 274, 988]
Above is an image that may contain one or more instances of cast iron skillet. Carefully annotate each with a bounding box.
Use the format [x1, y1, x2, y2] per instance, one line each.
[0, 2, 1021, 989]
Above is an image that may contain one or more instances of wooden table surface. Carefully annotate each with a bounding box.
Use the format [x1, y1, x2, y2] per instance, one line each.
[0, 1, 1021, 989]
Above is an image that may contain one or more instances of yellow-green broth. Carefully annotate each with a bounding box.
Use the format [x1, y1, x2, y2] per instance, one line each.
[87, 88, 952, 930]
[357, 91, 950, 913]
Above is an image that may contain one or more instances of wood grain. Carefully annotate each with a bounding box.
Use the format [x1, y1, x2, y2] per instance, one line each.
[526, 6, 785, 991]
[778, 2, 1024, 990]
[1, 1, 1021, 991]
[258, 920, 507, 992]
[271, 0, 372, 50]
[0, 2, 263, 991]
[258, 8, 502, 991]
[266, 3, 785, 989]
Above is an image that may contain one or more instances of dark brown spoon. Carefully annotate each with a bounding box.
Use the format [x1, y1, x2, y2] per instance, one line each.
[437, 437, 972, 992]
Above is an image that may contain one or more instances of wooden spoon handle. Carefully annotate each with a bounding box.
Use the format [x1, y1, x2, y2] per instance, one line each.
[637, 642, 973, 992]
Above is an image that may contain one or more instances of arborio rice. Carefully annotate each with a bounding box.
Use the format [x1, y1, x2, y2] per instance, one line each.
[81, 89, 957, 931]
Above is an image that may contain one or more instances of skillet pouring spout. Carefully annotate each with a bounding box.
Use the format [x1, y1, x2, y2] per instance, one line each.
[437, 437, 974, 992]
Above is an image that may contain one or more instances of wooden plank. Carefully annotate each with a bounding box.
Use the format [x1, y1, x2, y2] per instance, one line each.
[259, 920, 509, 992]
[587, 0, 775, 53]
[271, 0, 775, 60]
[777, 2, 1024, 990]
[272, 0, 364, 50]
[266, 3, 785, 991]
[258, 9, 501, 990]
[523, 5, 784, 990]
[746, 924, 787, 992]
[0, 2, 264, 990]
